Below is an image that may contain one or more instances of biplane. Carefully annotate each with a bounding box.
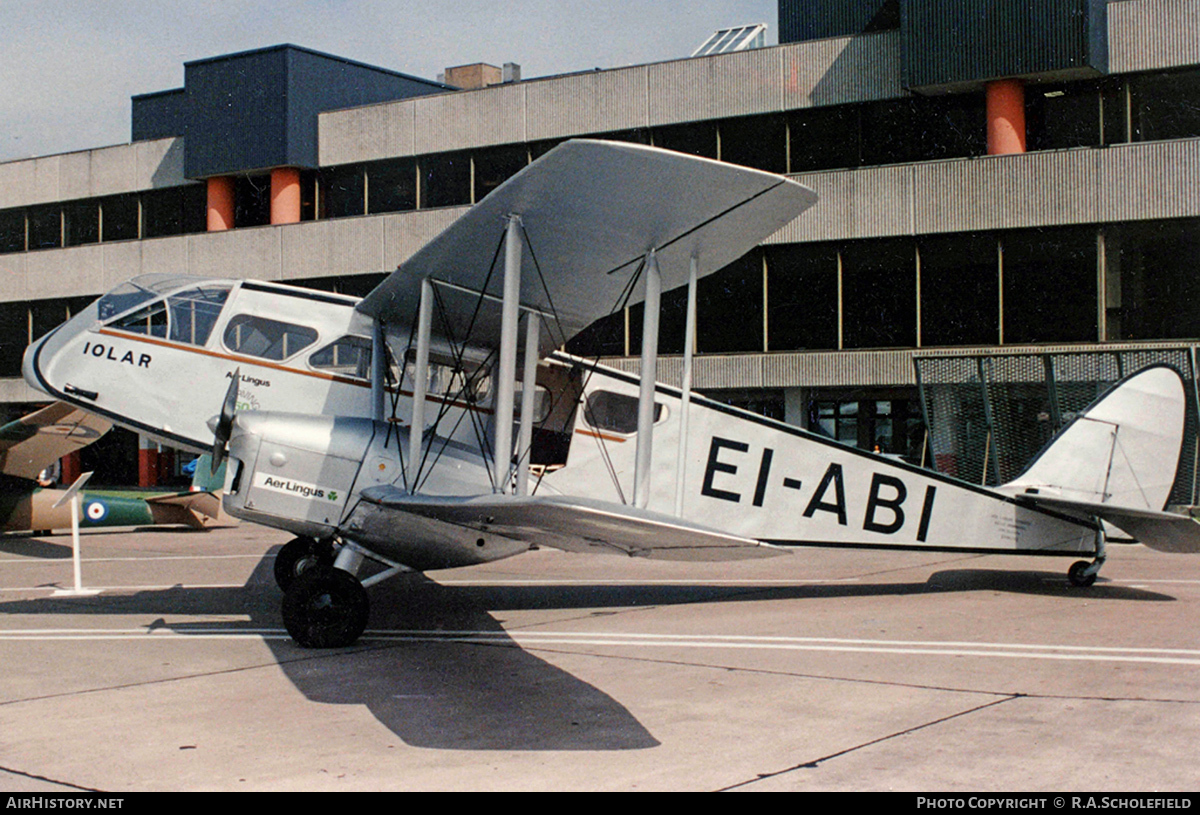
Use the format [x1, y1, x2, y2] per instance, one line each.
[21, 140, 1200, 647]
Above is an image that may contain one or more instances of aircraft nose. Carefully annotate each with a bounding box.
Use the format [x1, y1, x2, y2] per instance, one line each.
[22, 332, 50, 396]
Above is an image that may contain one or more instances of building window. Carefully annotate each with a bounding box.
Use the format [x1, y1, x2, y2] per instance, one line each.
[1110, 218, 1200, 341]
[420, 151, 471, 209]
[142, 185, 205, 238]
[719, 114, 787, 174]
[766, 243, 839, 351]
[698, 251, 763, 353]
[320, 165, 365, 219]
[101, 194, 140, 242]
[788, 105, 861, 172]
[1131, 67, 1200, 142]
[918, 233, 998, 347]
[63, 200, 99, 247]
[1002, 227, 1096, 344]
[234, 174, 271, 228]
[1027, 82, 1102, 151]
[27, 205, 60, 251]
[473, 145, 527, 202]
[366, 158, 416, 214]
[841, 238, 916, 349]
[813, 393, 923, 461]
[0, 209, 24, 254]
[0, 300, 27, 376]
[653, 122, 718, 160]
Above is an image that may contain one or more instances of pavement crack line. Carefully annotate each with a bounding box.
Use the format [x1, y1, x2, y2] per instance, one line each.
[715, 695, 1019, 792]
[0, 764, 101, 792]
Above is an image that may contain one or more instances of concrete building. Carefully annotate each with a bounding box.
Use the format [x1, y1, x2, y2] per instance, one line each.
[3, 0, 1200, 485]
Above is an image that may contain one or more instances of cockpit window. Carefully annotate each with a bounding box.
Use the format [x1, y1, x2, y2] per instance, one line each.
[583, 390, 663, 434]
[97, 274, 216, 321]
[223, 314, 318, 361]
[108, 301, 168, 338]
[167, 284, 230, 346]
[309, 336, 374, 381]
[103, 281, 230, 347]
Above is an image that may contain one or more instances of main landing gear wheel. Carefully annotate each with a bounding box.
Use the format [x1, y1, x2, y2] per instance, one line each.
[274, 536, 335, 592]
[1068, 560, 1098, 588]
[282, 567, 369, 649]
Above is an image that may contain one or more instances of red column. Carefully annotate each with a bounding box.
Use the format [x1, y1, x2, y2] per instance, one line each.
[270, 168, 301, 225]
[138, 436, 158, 488]
[207, 176, 236, 231]
[986, 79, 1026, 155]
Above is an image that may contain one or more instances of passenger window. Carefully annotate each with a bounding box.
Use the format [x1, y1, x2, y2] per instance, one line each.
[223, 315, 317, 361]
[108, 301, 168, 338]
[167, 284, 230, 346]
[402, 353, 491, 405]
[309, 336, 374, 380]
[584, 390, 663, 434]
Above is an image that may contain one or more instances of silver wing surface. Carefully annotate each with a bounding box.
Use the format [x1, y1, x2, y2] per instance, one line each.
[358, 486, 785, 561]
[0, 402, 111, 480]
[355, 139, 817, 354]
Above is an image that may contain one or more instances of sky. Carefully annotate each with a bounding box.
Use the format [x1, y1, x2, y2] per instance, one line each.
[0, 0, 778, 163]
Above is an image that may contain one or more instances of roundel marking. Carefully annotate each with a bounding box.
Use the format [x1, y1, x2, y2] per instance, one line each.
[85, 501, 108, 522]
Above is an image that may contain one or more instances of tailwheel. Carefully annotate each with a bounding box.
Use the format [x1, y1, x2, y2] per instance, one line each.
[274, 536, 335, 591]
[1068, 559, 1098, 588]
[282, 567, 369, 648]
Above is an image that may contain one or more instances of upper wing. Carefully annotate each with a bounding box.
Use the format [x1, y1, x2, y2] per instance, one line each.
[356, 139, 817, 354]
[0, 402, 111, 480]
[359, 486, 786, 561]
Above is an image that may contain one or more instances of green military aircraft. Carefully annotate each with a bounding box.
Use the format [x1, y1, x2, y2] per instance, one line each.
[0, 402, 220, 533]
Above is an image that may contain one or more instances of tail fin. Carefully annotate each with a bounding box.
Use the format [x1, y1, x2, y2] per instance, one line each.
[998, 364, 1200, 552]
[184, 453, 226, 492]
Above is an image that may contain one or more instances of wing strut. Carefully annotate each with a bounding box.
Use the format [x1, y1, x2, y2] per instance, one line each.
[634, 249, 662, 509]
[674, 256, 699, 517]
[516, 311, 540, 495]
[493, 214, 523, 493]
[371, 320, 387, 424]
[408, 276, 434, 490]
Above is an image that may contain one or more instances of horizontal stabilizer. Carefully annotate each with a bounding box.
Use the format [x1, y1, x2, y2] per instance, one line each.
[358, 487, 785, 561]
[1018, 494, 1200, 553]
[0, 402, 111, 480]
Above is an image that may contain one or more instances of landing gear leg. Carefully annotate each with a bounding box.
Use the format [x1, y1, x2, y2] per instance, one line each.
[274, 536, 335, 592]
[1068, 525, 1107, 588]
[282, 544, 370, 649]
[280, 541, 413, 649]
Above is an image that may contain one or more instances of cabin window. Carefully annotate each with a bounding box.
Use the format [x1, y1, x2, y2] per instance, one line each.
[583, 390, 663, 435]
[223, 315, 318, 361]
[107, 301, 168, 338]
[309, 335, 374, 380]
[167, 284, 230, 346]
[514, 383, 552, 423]
[402, 353, 491, 406]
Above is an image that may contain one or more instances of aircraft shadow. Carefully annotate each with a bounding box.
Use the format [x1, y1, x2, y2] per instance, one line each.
[0, 555, 1173, 750]
[0, 554, 660, 751]
[0, 535, 75, 559]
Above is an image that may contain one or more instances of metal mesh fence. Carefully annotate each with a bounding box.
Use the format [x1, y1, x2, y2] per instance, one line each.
[915, 348, 1200, 505]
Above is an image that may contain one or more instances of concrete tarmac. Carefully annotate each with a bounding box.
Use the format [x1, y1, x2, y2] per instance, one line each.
[0, 521, 1197, 791]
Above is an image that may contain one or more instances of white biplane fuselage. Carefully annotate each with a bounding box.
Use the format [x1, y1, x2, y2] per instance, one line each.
[21, 140, 1200, 647]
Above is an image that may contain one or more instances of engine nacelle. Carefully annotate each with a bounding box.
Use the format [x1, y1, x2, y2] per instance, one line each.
[222, 412, 384, 540]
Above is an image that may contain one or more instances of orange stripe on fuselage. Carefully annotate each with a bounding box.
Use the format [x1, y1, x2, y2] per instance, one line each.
[95, 328, 494, 415]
